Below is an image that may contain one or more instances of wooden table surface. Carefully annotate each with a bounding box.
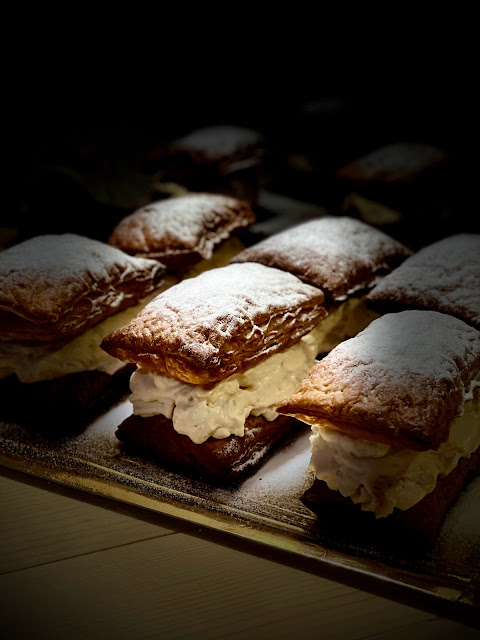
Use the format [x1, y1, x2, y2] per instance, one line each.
[1, 465, 478, 640]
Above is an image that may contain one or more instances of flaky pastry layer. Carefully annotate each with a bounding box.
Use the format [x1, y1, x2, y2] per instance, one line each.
[277, 311, 480, 452]
[101, 262, 327, 384]
[108, 193, 255, 272]
[231, 216, 412, 300]
[367, 233, 480, 329]
[0, 234, 165, 342]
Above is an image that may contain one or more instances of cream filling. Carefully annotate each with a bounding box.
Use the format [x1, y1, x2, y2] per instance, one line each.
[308, 386, 480, 518]
[316, 295, 380, 354]
[0, 280, 177, 383]
[130, 322, 330, 444]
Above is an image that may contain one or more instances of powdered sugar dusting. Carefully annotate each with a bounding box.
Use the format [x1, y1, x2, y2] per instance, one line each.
[109, 193, 254, 257]
[172, 126, 264, 161]
[119, 262, 325, 377]
[368, 234, 480, 328]
[232, 216, 411, 300]
[0, 234, 163, 324]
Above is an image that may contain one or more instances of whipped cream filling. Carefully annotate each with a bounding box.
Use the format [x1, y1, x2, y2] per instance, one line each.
[0, 284, 175, 383]
[308, 385, 480, 517]
[130, 322, 329, 444]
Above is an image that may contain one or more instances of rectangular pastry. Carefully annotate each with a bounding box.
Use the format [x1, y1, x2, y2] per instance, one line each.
[277, 310, 480, 542]
[367, 233, 480, 329]
[0, 234, 167, 429]
[231, 216, 412, 352]
[101, 262, 328, 479]
[108, 192, 256, 276]
[145, 125, 267, 203]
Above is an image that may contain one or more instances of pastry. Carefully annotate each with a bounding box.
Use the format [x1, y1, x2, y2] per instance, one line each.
[231, 216, 412, 353]
[146, 125, 267, 203]
[277, 311, 480, 542]
[0, 234, 167, 429]
[101, 262, 328, 478]
[108, 193, 256, 275]
[367, 233, 480, 329]
[335, 142, 451, 247]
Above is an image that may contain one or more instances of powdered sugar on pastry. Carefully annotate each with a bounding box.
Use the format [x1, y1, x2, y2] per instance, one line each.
[101, 262, 327, 384]
[278, 311, 480, 451]
[232, 217, 412, 300]
[108, 193, 255, 259]
[367, 234, 480, 329]
[0, 234, 165, 341]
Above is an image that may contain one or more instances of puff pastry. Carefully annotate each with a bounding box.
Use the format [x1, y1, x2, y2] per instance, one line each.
[108, 193, 256, 274]
[101, 262, 327, 384]
[278, 311, 480, 539]
[231, 216, 412, 301]
[0, 234, 166, 343]
[115, 412, 301, 480]
[367, 233, 480, 329]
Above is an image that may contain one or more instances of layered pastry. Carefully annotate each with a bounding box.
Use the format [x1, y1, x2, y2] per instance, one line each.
[0, 234, 166, 429]
[335, 142, 451, 247]
[108, 192, 256, 276]
[277, 311, 480, 542]
[231, 216, 412, 353]
[367, 233, 480, 329]
[146, 125, 267, 203]
[101, 262, 328, 479]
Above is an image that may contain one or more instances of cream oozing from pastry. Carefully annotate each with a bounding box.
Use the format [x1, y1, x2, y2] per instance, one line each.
[0, 285, 175, 383]
[308, 384, 480, 518]
[129, 322, 329, 444]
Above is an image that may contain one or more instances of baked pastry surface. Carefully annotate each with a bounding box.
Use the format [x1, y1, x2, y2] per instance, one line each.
[108, 193, 255, 272]
[101, 262, 327, 384]
[335, 142, 448, 184]
[367, 233, 480, 329]
[231, 216, 412, 300]
[0, 234, 165, 342]
[277, 311, 480, 451]
[115, 412, 302, 479]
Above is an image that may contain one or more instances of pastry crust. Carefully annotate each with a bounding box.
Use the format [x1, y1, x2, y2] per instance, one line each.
[108, 193, 256, 272]
[335, 143, 448, 184]
[367, 234, 480, 329]
[0, 365, 135, 431]
[277, 311, 480, 452]
[231, 216, 412, 301]
[115, 412, 302, 479]
[101, 262, 327, 384]
[0, 234, 165, 342]
[147, 126, 266, 176]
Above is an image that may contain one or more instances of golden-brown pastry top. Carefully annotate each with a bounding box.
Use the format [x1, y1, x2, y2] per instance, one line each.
[231, 216, 412, 301]
[367, 234, 480, 329]
[108, 193, 255, 272]
[0, 234, 165, 342]
[101, 262, 327, 384]
[277, 311, 480, 452]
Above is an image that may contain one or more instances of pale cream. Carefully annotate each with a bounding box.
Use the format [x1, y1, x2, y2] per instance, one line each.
[130, 322, 329, 444]
[308, 387, 480, 517]
[0, 285, 175, 383]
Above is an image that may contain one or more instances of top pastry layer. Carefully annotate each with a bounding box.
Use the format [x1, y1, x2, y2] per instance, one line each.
[277, 311, 480, 452]
[0, 234, 165, 342]
[108, 193, 255, 271]
[367, 234, 480, 329]
[231, 216, 412, 301]
[101, 262, 327, 384]
[335, 142, 448, 184]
